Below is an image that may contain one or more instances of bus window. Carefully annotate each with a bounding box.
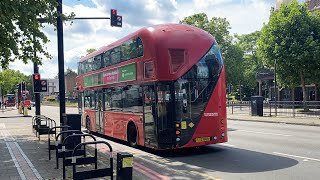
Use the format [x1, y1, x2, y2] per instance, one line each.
[110, 87, 122, 111]
[93, 55, 102, 70]
[104, 89, 112, 110]
[136, 37, 143, 57]
[110, 47, 121, 65]
[104, 51, 111, 67]
[123, 85, 143, 113]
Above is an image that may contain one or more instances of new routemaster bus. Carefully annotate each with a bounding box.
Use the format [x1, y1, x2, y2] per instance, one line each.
[76, 24, 227, 149]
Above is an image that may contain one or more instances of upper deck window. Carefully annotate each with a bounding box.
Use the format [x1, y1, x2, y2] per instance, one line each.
[78, 37, 144, 75]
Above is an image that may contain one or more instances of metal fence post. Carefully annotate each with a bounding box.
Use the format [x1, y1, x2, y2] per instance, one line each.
[232, 102, 234, 114]
[292, 102, 295, 118]
[269, 101, 272, 117]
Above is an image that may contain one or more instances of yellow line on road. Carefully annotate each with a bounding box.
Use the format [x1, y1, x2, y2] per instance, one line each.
[190, 170, 221, 180]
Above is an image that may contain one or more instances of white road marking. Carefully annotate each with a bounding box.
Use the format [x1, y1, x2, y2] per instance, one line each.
[219, 143, 236, 147]
[238, 130, 293, 137]
[1, 131, 26, 180]
[273, 152, 320, 162]
[15, 142, 43, 180]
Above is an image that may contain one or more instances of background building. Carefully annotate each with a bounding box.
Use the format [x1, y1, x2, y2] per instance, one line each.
[306, 0, 320, 12]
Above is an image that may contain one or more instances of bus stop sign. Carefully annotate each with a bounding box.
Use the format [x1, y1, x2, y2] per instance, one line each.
[40, 80, 48, 92]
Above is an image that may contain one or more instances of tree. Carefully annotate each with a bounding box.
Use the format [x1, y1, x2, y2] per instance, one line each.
[235, 31, 263, 93]
[0, 0, 74, 69]
[180, 13, 245, 96]
[86, 48, 97, 55]
[0, 70, 29, 102]
[257, 0, 320, 109]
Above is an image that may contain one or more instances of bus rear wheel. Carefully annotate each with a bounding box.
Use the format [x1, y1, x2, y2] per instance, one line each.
[128, 124, 137, 147]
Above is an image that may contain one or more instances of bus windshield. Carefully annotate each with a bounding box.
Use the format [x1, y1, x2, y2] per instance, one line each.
[174, 42, 223, 123]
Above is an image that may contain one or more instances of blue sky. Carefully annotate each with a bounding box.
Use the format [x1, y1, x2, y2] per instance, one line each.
[10, 0, 281, 78]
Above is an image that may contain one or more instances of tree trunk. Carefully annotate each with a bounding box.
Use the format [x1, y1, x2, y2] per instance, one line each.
[300, 72, 308, 111]
[315, 84, 318, 101]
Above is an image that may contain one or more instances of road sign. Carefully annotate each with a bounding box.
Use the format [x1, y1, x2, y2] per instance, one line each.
[40, 80, 48, 92]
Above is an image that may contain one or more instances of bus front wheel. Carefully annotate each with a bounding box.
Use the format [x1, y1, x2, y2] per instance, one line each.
[128, 123, 137, 147]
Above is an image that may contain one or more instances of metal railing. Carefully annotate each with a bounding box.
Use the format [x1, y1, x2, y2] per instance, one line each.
[227, 101, 320, 118]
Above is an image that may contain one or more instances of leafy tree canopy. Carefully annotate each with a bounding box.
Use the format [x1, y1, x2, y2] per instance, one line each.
[0, 69, 28, 95]
[235, 31, 263, 88]
[257, 0, 320, 103]
[180, 13, 245, 90]
[0, 0, 74, 69]
[86, 48, 97, 55]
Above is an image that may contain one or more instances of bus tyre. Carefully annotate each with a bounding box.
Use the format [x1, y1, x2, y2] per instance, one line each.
[86, 117, 91, 133]
[128, 124, 137, 147]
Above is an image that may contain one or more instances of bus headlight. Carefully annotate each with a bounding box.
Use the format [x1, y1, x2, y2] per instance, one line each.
[221, 133, 225, 137]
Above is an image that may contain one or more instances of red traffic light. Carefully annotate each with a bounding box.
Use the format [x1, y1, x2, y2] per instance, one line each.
[112, 9, 117, 15]
[34, 74, 40, 80]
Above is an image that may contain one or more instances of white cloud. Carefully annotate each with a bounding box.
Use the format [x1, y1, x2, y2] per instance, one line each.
[8, 0, 274, 79]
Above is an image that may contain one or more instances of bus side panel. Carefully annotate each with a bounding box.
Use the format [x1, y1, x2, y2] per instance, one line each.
[111, 112, 126, 140]
[181, 67, 227, 148]
[85, 109, 97, 132]
[104, 111, 113, 137]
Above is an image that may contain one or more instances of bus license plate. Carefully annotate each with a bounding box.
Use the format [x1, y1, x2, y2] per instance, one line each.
[195, 137, 211, 142]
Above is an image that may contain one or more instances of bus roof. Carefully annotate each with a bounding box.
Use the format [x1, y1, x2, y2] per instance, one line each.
[79, 23, 211, 63]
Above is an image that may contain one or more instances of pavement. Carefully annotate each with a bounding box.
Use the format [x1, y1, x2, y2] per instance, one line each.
[0, 108, 124, 180]
[228, 113, 320, 126]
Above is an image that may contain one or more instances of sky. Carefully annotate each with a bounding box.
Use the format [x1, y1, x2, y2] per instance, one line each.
[9, 0, 279, 79]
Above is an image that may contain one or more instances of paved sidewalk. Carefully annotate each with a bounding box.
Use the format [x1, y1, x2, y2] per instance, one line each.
[228, 113, 320, 126]
[0, 108, 145, 180]
[0, 110, 64, 180]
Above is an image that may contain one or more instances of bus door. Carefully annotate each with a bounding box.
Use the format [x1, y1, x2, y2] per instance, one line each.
[156, 83, 174, 147]
[95, 90, 104, 133]
[143, 85, 158, 147]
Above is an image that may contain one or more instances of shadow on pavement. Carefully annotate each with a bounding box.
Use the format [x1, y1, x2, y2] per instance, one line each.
[156, 145, 299, 173]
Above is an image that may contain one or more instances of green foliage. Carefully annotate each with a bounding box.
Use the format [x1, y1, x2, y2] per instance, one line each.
[235, 31, 263, 89]
[0, 0, 75, 69]
[0, 69, 29, 95]
[86, 48, 97, 55]
[180, 13, 232, 53]
[65, 67, 77, 76]
[257, 0, 320, 103]
[180, 13, 244, 88]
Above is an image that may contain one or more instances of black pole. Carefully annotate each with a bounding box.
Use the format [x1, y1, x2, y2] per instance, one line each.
[274, 59, 277, 116]
[57, 0, 66, 125]
[33, 62, 41, 115]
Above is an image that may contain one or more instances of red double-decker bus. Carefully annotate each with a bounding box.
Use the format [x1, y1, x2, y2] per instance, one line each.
[76, 24, 227, 149]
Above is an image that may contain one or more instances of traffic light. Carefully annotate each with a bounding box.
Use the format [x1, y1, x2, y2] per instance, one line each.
[110, 9, 122, 27]
[33, 74, 41, 93]
[21, 81, 26, 91]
